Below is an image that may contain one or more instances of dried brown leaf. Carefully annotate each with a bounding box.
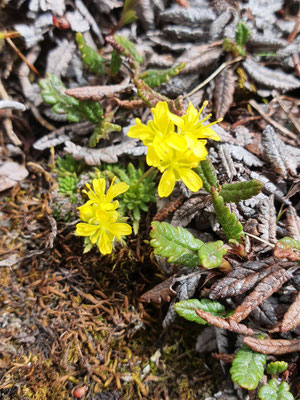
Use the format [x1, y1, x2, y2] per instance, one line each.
[243, 59, 300, 92]
[160, 6, 215, 27]
[243, 336, 300, 355]
[171, 195, 209, 227]
[214, 67, 235, 119]
[63, 138, 138, 165]
[212, 352, 235, 363]
[64, 78, 133, 101]
[232, 266, 297, 323]
[250, 171, 291, 205]
[257, 194, 277, 248]
[281, 291, 300, 332]
[286, 206, 300, 241]
[261, 125, 289, 178]
[218, 144, 237, 180]
[209, 258, 275, 300]
[152, 196, 185, 222]
[177, 46, 223, 74]
[140, 276, 177, 303]
[195, 309, 254, 336]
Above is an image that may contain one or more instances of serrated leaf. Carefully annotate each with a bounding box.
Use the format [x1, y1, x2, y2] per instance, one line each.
[235, 21, 250, 47]
[40, 74, 103, 125]
[114, 35, 143, 63]
[195, 157, 219, 193]
[150, 221, 204, 267]
[214, 67, 235, 119]
[230, 344, 267, 390]
[76, 33, 106, 75]
[266, 361, 288, 376]
[110, 50, 122, 76]
[211, 188, 245, 243]
[258, 380, 294, 400]
[140, 62, 186, 88]
[174, 298, 226, 325]
[219, 179, 263, 203]
[198, 241, 227, 269]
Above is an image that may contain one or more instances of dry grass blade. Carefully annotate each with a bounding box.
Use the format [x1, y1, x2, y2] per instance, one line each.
[214, 67, 235, 119]
[195, 309, 254, 336]
[280, 291, 300, 332]
[232, 266, 296, 323]
[243, 336, 300, 355]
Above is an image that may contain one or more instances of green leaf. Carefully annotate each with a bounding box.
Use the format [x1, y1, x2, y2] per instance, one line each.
[174, 298, 226, 325]
[140, 62, 186, 88]
[150, 221, 204, 267]
[212, 188, 245, 243]
[89, 122, 104, 147]
[274, 237, 300, 261]
[194, 157, 219, 193]
[276, 237, 300, 251]
[110, 50, 122, 76]
[235, 21, 250, 47]
[120, 0, 137, 26]
[258, 380, 294, 400]
[39, 74, 103, 124]
[198, 241, 227, 269]
[266, 361, 288, 376]
[230, 344, 267, 390]
[76, 32, 106, 75]
[219, 179, 263, 203]
[114, 35, 143, 63]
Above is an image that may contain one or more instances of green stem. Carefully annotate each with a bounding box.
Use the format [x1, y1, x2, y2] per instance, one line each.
[137, 166, 155, 185]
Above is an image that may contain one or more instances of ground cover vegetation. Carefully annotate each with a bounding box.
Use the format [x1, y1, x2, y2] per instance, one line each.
[0, 0, 300, 399]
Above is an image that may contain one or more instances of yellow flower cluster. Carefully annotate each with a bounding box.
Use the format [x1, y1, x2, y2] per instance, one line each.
[128, 101, 221, 197]
[75, 175, 132, 254]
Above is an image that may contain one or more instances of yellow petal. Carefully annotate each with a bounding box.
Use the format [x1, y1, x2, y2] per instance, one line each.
[78, 204, 95, 222]
[92, 177, 106, 198]
[178, 168, 203, 192]
[98, 231, 113, 255]
[158, 168, 175, 197]
[106, 181, 129, 202]
[76, 222, 99, 237]
[146, 146, 160, 167]
[167, 111, 184, 128]
[166, 134, 187, 152]
[108, 223, 132, 239]
[192, 140, 208, 159]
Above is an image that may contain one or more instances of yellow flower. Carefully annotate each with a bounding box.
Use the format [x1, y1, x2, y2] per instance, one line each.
[78, 173, 129, 213]
[127, 101, 221, 197]
[168, 101, 221, 157]
[156, 149, 204, 197]
[76, 208, 132, 255]
[76, 174, 132, 255]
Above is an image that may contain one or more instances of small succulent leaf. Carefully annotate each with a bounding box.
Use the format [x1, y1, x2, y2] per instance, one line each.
[150, 221, 204, 267]
[195, 157, 219, 193]
[219, 179, 263, 203]
[235, 21, 250, 47]
[89, 122, 104, 148]
[266, 361, 288, 376]
[174, 298, 226, 325]
[258, 379, 294, 400]
[230, 344, 267, 390]
[212, 188, 245, 243]
[110, 50, 122, 76]
[76, 32, 106, 75]
[114, 35, 143, 63]
[198, 241, 227, 269]
[140, 62, 186, 88]
[274, 237, 300, 261]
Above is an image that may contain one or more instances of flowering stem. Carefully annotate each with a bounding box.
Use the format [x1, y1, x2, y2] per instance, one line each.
[137, 166, 155, 185]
